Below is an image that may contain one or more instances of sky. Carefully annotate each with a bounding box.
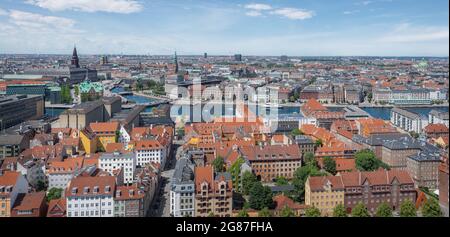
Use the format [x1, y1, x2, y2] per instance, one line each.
[0, 0, 448, 56]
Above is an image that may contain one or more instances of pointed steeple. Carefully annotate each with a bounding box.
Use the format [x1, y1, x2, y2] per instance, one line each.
[174, 51, 179, 74]
[71, 45, 80, 68]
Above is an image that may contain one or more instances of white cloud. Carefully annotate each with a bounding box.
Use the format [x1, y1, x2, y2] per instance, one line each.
[356, 1, 373, 6]
[270, 8, 315, 20]
[26, 0, 143, 14]
[246, 11, 262, 17]
[244, 3, 272, 11]
[343, 10, 360, 15]
[379, 24, 449, 43]
[9, 10, 76, 30]
[0, 8, 8, 16]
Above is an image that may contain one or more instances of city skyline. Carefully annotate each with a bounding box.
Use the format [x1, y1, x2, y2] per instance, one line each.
[0, 0, 449, 56]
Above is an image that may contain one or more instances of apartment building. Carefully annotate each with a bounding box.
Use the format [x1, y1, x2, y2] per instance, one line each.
[134, 140, 167, 168]
[194, 166, 233, 217]
[47, 157, 84, 189]
[99, 151, 136, 185]
[114, 185, 145, 217]
[11, 191, 47, 217]
[407, 151, 441, 189]
[90, 122, 120, 151]
[305, 176, 345, 216]
[66, 175, 116, 217]
[391, 107, 427, 134]
[0, 171, 29, 217]
[170, 157, 195, 217]
[240, 144, 302, 182]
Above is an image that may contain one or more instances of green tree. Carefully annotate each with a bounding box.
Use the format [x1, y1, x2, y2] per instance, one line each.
[400, 200, 417, 217]
[375, 202, 393, 217]
[314, 139, 323, 148]
[36, 180, 47, 192]
[74, 85, 79, 96]
[275, 176, 289, 186]
[237, 209, 249, 217]
[351, 202, 370, 217]
[422, 198, 442, 217]
[323, 157, 337, 175]
[207, 212, 215, 217]
[303, 152, 316, 166]
[280, 206, 296, 217]
[81, 93, 90, 102]
[47, 188, 63, 202]
[229, 157, 245, 191]
[249, 182, 273, 210]
[292, 163, 326, 202]
[291, 128, 304, 136]
[258, 207, 272, 217]
[212, 156, 225, 173]
[305, 206, 321, 217]
[333, 204, 348, 217]
[409, 131, 420, 139]
[355, 149, 389, 171]
[367, 92, 373, 103]
[241, 171, 258, 195]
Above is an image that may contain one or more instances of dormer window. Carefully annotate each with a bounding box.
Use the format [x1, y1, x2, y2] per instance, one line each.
[83, 187, 90, 194]
[116, 190, 122, 197]
[72, 187, 78, 195]
[105, 186, 111, 193]
[129, 190, 135, 196]
[93, 186, 99, 194]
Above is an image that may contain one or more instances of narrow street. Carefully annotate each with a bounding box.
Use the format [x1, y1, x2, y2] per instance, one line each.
[147, 142, 182, 217]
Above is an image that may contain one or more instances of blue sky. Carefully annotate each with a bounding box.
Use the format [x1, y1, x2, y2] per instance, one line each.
[0, 0, 448, 56]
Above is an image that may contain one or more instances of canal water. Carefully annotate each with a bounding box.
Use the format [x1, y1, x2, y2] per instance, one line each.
[361, 107, 449, 120]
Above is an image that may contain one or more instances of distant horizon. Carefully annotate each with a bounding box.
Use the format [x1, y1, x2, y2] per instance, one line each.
[0, 53, 449, 58]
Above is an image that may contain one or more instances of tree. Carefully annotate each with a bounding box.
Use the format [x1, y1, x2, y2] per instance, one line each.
[400, 200, 417, 217]
[375, 202, 393, 217]
[280, 206, 296, 217]
[212, 157, 225, 173]
[355, 149, 389, 171]
[333, 204, 347, 217]
[229, 157, 245, 191]
[258, 207, 272, 217]
[303, 152, 317, 167]
[351, 202, 370, 217]
[275, 176, 289, 186]
[305, 206, 321, 217]
[74, 85, 79, 96]
[36, 180, 47, 192]
[367, 92, 373, 103]
[409, 131, 420, 139]
[314, 139, 323, 148]
[249, 182, 273, 210]
[323, 157, 337, 175]
[291, 128, 304, 136]
[237, 209, 249, 217]
[207, 212, 215, 217]
[241, 171, 258, 195]
[47, 188, 63, 202]
[291, 163, 326, 202]
[422, 198, 442, 217]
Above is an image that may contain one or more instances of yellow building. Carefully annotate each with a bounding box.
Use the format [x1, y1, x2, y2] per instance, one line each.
[80, 129, 97, 154]
[89, 122, 119, 152]
[0, 171, 29, 217]
[305, 176, 345, 217]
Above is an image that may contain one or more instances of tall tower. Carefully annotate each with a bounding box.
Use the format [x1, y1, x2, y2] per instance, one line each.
[174, 51, 179, 74]
[71, 46, 80, 68]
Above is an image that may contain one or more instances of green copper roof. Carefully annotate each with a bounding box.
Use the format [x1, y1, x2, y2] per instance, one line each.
[79, 81, 104, 93]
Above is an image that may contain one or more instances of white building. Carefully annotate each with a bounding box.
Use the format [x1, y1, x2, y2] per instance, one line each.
[391, 107, 428, 134]
[66, 176, 116, 217]
[118, 125, 131, 145]
[134, 140, 167, 168]
[429, 110, 449, 128]
[99, 151, 136, 185]
[0, 171, 29, 214]
[47, 158, 84, 190]
[170, 158, 195, 217]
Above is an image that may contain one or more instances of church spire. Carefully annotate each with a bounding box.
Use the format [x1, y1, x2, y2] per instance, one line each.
[174, 51, 179, 74]
[71, 45, 80, 68]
